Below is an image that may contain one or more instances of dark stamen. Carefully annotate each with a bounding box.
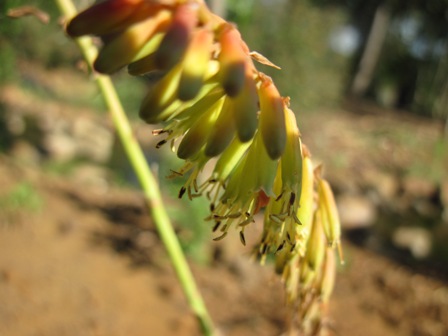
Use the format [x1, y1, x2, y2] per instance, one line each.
[289, 192, 296, 205]
[239, 231, 246, 246]
[262, 244, 268, 255]
[156, 139, 167, 148]
[178, 187, 186, 199]
[276, 241, 285, 253]
[275, 191, 284, 202]
[213, 231, 227, 241]
[212, 221, 221, 232]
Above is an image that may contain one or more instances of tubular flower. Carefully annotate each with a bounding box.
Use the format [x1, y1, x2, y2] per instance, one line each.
[67, 0, 342, 333]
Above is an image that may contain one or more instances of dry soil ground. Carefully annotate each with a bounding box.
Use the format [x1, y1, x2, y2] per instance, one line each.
[0, 155, 447, 336]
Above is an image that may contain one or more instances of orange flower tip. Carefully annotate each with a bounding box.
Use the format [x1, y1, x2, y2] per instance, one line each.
[218, 26, 247, 97]
[66, 0, 142, 37]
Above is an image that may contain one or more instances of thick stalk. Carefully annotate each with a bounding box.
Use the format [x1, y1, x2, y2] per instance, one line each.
[54, 0, 215, 334]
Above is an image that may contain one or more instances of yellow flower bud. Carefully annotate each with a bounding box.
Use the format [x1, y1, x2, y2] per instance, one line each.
[317, 178, 341, 249]
[319, 247, 336, 303]
[155, 3, 198, 70]
[139, 63, 183, 123]
[258, 76, 286, 160]
[217, 25, 248, 97]
[204, 97, 236, 157]
[305, 210, 325, 271]
[232, 71, 258, 143]
[178, 28, 213, 101]
[296, 152, 314, 231]
[177, 97, 224, 159]
[94, 11, 170, 73]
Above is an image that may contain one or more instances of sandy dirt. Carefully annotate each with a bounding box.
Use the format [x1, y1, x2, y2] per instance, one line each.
[0, 156, 447, 336]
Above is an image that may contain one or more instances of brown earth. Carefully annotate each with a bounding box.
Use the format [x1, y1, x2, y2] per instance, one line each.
[1, 155, 447, 336]
[1, 62, 448, 335]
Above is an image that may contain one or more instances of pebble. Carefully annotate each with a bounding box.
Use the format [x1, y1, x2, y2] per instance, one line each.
[392, 226, 432, 259]
[337, 194, 377, 229]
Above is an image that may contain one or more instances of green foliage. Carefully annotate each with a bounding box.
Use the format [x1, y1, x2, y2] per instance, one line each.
[0, 41, 18, 82]
[42, 158, 86, 176]
[0, 1, 146, 117]
[226, 0, 256, 24]
[232, 0, 349, 112]
[0, 182, 43, 214]
[407, 139, 448, 184]
[0, 0, 79, 83]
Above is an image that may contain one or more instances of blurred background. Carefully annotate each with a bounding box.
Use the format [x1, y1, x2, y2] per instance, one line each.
[0, 0, 447, 335]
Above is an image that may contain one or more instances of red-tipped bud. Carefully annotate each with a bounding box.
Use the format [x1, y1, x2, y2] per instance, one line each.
[154, 3, 199, 70]
[232, 70, 258, 142]
[178, 28, 213, 101]
[177, 98, 223, 159]
[204, 98, 235, 157]
[67, 0, 161, 37]
[218, 26, 247, 97]
[94, 11, 170, 74]
[258, 77, 286, 160]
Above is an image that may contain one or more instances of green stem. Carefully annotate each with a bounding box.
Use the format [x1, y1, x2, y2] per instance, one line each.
[54, 1, 215, 334]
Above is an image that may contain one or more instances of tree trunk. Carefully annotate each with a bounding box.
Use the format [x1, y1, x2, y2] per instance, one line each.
[351, 3, 391, 96]
[208, 0, 227, 18]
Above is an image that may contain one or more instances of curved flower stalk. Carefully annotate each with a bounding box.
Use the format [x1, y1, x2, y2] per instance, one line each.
[66, 0, 343, 333]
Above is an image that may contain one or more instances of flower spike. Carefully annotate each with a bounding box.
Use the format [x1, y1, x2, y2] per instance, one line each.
[66, 0, 343, 332]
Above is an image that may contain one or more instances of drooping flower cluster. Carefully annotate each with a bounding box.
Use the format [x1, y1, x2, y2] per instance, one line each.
[67, 0, 342, 332]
